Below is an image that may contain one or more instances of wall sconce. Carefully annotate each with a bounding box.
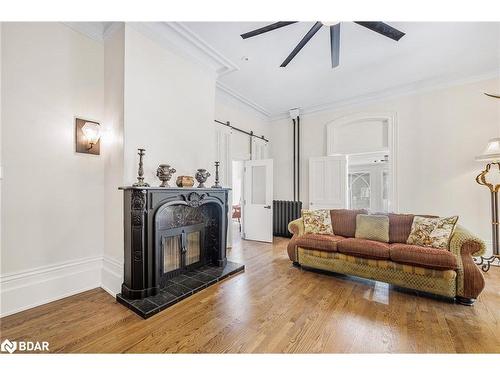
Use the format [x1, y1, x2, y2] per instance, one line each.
[75, 118, 101, 155]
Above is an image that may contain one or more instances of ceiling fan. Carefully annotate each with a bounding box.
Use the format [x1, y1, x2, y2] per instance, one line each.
[240, 21, 405, 68]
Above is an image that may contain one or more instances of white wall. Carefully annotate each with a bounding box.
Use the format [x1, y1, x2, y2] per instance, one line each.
[0, 23, 230, 313]
[270, 77, 500, 249]
[97, 24, 221, 294]
[1, 23, 104, 315]
[0, 23, 3, 264]
[123, 25, 217, 187]
[101, 25, 125, 294]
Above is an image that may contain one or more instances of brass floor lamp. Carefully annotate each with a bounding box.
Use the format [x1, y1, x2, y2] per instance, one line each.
[475, 139, 500, 272]
[475, 92, 500, 272]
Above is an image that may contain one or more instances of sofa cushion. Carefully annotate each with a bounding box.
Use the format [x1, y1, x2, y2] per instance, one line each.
[407, 216, 459, 249]
[388, 213, 415, 243]
[355, 214, 390, 243]
[302, 209, 333, 235]
[295, 234, 345, 252]
[337, 238, 391, 260]
[390, 243, 458, 270]
[330, 209, 368, 237]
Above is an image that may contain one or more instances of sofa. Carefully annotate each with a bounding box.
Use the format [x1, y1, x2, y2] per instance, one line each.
[287, 209, 486, 305]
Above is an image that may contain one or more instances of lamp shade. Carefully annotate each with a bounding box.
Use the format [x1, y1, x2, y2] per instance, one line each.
[475, 138, 500, 161]
[81, 122, 101, 144]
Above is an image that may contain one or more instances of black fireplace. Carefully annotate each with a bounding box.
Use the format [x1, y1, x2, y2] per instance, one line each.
[160, 223, 205, 280]
[116, 187, 244, 318]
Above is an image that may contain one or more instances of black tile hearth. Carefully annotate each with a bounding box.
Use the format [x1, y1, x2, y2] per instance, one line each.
[116, 261, 244, 319]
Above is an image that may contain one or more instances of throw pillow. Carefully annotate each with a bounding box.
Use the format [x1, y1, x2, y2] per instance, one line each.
[302, 209, 334, 235]
[406, 216, 459, 249]
[355, 214, 390, 243]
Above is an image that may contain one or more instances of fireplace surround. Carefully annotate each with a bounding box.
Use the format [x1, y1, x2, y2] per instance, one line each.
[116, 186, 244, 318]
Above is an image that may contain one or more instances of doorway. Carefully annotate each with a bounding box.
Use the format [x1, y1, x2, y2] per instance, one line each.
[231, 160, 244, 245]
[323, 112, 398, 212]
[230, 158, 274, 245]
[348, 152, 390, 212]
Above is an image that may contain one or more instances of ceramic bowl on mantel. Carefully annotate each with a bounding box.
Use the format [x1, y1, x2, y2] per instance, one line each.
[176, 175, 195, 188]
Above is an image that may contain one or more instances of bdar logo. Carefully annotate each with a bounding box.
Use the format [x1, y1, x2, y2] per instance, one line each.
[0, 339, 49, 353]
[1, 339, 17, 354]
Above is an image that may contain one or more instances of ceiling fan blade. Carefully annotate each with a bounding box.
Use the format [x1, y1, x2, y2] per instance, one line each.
[485, 93, 500, 99]
[240, 22, 298, 39]
[354, 21, 405, 41]
[330, 23, 341, 68]
[281, 21, 323, 67]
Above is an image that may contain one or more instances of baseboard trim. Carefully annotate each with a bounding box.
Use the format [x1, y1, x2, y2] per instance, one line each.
[101, 256, 123, 297]
[0, 256, 102, 317]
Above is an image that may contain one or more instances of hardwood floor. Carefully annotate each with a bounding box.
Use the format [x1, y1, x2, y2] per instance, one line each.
[1, 233, 500, 353]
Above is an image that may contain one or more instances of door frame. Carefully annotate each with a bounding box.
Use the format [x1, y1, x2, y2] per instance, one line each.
[243, 158, 273, 243]
[325, 112, 398, 212]
[348, 163, 390, 212]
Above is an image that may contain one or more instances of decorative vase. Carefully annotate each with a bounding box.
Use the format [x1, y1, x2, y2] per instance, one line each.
[156, 164, 176, 187]
[176, 176, 195, 188]
[195, 169, 211, 188]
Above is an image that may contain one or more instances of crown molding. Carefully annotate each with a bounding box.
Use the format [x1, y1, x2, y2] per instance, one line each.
[62, 22, 240, 78]
[128, 22, 239, 78]
[269, 69, 500, 121]
[216, 81, 272, 117]
[103, 22, 123, 40]
[62, 22, 499, 124]
[169, 22, 239, 77]
[63, 22, 108, 42]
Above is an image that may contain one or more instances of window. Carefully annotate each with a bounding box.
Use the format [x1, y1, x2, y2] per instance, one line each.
[349, 172, 371, 210]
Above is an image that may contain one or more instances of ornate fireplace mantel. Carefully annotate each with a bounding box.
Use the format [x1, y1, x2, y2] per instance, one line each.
[119, 186, 232, 301]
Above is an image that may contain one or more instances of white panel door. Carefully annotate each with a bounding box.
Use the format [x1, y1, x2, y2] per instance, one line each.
[243, 159, 273, 242]
[309, 156, 348, 209]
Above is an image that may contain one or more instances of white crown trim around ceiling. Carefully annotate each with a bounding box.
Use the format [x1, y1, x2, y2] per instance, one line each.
[103, 22, 123, 40]
[170, 22, 240, 77]
[129, 22, 240, 78]
[216, 81, 272, 117]
[63, 22, 107, 42]
[62, 22, 500, 123]
[268, 69, 500, 121]
[62, 22, 239, 78]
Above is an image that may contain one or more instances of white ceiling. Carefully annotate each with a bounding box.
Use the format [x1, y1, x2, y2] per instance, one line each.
[184, 22, 500, 117]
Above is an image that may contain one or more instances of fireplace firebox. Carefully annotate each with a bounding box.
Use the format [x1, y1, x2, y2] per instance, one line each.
[116, 186, 244, 318]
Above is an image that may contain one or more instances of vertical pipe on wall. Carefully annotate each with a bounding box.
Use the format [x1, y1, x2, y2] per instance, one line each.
[292, 118, 296, 201]
[249, 130, 253, 160]
[297, 116, 300, 201]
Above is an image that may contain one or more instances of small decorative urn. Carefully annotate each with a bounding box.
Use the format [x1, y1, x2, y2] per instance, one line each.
[156, 164, 176, 187]
[195, 169, 211, 188]
[176, 176, 195, 188]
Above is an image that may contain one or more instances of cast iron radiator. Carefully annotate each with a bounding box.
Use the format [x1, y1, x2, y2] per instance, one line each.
[273, 200, 302, 238]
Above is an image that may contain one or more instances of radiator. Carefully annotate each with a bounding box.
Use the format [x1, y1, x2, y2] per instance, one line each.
[273, 200, 302, 238]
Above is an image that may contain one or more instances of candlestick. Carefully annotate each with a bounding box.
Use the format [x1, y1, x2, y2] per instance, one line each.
[211, 161, 221, 188]
[133, 148, 150, 187]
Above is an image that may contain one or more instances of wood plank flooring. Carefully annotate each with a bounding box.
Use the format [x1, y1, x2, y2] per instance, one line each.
[1, 234, 499, 353]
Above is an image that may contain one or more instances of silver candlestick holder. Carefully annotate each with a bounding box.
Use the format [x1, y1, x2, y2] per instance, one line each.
[133, 148, 150, 187]
[211, 161, 221, 188]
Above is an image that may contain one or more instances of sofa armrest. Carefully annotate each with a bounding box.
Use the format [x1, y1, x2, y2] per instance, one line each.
[287, 218, 304, 262]
[288, 218, 305, 237]
[449, 225, 486, 300]
[450, 225, 486, 257]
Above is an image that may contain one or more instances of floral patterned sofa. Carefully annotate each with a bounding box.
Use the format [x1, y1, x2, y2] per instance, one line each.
[287, 209, 486, 305]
